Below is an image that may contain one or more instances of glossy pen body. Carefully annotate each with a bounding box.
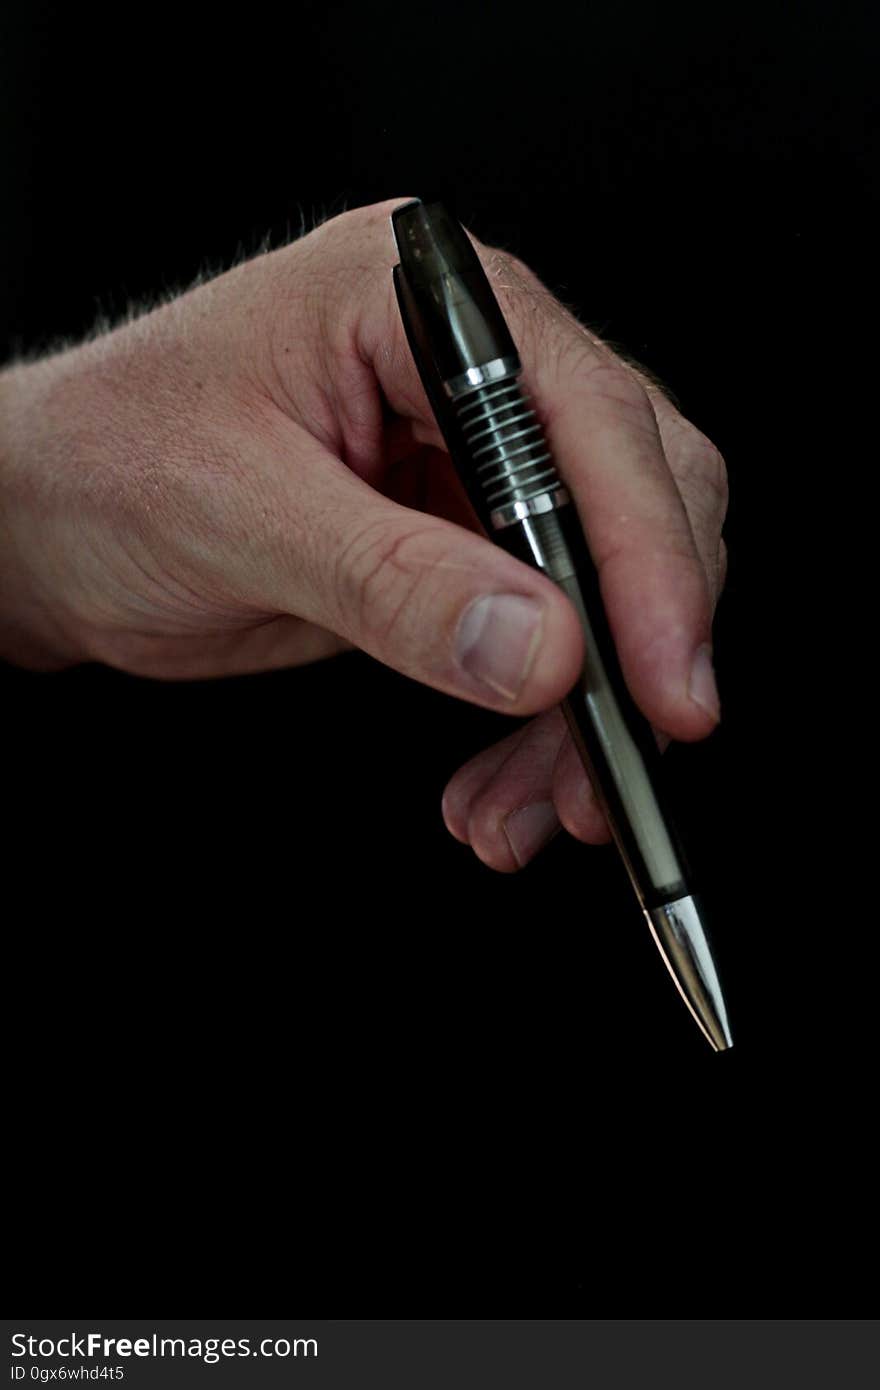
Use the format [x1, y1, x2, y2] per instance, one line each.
[391, 198, 732, 1050]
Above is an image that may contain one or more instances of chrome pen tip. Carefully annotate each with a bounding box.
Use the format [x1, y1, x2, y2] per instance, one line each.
[645, 895, 734, 1051]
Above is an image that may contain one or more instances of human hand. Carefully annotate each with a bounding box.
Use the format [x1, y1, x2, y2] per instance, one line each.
[0, 197, 727, 867]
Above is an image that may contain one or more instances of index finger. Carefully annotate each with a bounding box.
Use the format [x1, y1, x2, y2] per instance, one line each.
[486, 248, 720, 740]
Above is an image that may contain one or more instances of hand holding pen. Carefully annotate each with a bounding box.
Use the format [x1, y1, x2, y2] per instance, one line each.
[0, 196, 729, 1040]
[389, 199, 731, 1048]
[369, 202, 727, 856]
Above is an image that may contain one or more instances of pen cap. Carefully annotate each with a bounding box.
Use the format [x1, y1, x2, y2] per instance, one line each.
[391, 199, 518, 383]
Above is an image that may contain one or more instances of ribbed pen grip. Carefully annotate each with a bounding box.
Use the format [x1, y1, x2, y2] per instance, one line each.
[452, 374, 565, 516]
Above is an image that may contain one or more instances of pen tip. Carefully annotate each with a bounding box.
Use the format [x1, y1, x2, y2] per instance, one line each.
[645, 896, 734, 1053]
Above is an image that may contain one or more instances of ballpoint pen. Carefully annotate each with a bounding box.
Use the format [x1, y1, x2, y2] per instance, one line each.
[390, 197, 733, 1051]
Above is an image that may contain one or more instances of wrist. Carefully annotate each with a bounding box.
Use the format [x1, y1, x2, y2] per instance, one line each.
[0, 355, 87, 669]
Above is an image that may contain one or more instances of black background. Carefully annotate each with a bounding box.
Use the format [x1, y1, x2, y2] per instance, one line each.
[2, 1, 875, 1311]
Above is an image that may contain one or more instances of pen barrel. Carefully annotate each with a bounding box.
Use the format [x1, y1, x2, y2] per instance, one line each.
[498, 503, 692, 910]
[392, 204, 731, 1047]
[393, 249, 692, 909]
[446, 373, 692, 911]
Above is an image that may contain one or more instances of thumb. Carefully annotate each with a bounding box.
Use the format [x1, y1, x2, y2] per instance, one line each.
[257, 433, 584, 714]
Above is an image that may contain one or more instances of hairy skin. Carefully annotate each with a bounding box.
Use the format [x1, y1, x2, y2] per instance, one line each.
[0, 197, 728, 872]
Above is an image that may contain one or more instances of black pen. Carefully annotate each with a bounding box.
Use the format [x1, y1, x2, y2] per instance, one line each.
[390, 197, 733, 1051]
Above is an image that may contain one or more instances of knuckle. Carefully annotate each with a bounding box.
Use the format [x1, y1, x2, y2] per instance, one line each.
[475, 246, 615, 383]
[478, 244, 558, 336]
[335, 517, 434, 645]
[676, 432, 730, 518]
[584, 360, 653, 413]
[479, 242, 528, 281]
[596, 527, 700, 590]
[702, 442, 730, 512]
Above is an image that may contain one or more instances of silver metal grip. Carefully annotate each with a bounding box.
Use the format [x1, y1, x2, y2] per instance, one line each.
[449, 370, 569, 530]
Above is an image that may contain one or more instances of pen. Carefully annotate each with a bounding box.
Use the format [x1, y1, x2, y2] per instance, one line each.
[390, 197, 733, 1051]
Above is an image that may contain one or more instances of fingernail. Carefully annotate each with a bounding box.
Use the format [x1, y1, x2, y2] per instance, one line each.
[503, 801, 560, 867]
[455, 594, 544, 700]
[689, 643, 721, 723]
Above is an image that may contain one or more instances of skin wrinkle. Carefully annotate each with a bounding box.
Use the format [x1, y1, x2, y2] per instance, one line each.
[328, 357, 385, 479]
[308, 276, 383, 467]
[263, 333, 338, 455]
[333, 516, 432, 646]
[596, 527, 707, 585]
[337, 517, 500, 659]
[674, 444, 729, 520]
